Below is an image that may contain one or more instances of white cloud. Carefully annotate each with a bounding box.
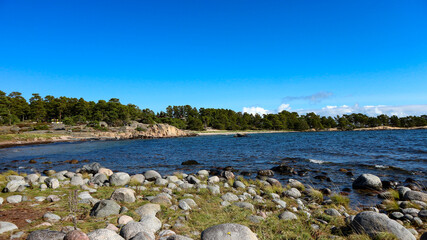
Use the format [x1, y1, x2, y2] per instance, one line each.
[243, 104, 427, 117]
[242, 106, 271, 115]
[297, 104, 427, 117]
[283, 91, 333, 103]
[277, 103, 291, 112]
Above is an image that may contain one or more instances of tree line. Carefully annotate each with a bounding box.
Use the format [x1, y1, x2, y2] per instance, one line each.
[1, 90, 426, 131]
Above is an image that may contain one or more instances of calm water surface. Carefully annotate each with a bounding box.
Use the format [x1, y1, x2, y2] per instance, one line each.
[1, 129, 426, 206]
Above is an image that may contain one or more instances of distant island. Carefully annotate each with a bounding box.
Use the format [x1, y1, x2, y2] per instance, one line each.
[1, 90, 426, 134]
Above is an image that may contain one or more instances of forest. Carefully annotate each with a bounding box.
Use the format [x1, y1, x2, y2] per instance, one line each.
[1, 90, 426, 131]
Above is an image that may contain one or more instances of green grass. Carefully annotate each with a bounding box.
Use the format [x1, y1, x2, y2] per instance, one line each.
[330, 194, 350, 207]
[0, 133, 63, 142]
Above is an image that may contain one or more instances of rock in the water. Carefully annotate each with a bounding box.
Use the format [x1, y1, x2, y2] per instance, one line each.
[144, 170, 161, 181]
[88, 229, 125, 240]
[0, 221, 18, 234]
[64, 230, 90, 240]
[279, 211, 298, 220]
[257, 170, 274, 177]
[350, 211, 415, 240]
[201, 223, 258, 240]
[221, 193, 239, 202]
[90, 200, 121, 217]
[135, 204, 161, 217]
[181, 160, 199, 165]
[110, 188, 136, 203]
[26, 230, 66, 240]
[352, 174, 382, 191]
[271, 164, 294, 175]
[110, 172, 131, 186]
[81, 162, 102, 174]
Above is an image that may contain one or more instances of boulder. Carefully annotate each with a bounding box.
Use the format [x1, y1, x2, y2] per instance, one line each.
[283, 188, 301, 199]
[0, 221, 18, 234]
[257, 170, 274, 177]
[220, 171, 235, 180]
[110, 172, 131, 186]
[43, 212, 61, 223]
[135, 204, 161, 217]
[26, 230, 66, 240]
[181, 160, 199, 165]
[6, 195, 22, 203]
[99, 167, 114, 176]
[45, 178, 60, 189]
[201, 223, 258, 240]
[207, 185, 220, 195]
[110, 188, 136, 203]
[233, 181, 246, 189]
[120, 221, 157, 240]
[350, 211, 415, 240]
[271, 164, 294, 175]
[70, 176, 84, 186]
[144, 170, 161, 181]
[3, 180, 26, 192]
[129, 231, 155, 240]
[352, 174, 382, 191]
[221, 193, 239, 202]
[90, 173, 109, 186]
[118, 215, 134, 225]
[81, 162, 102, 174]
[404, 191, 427, 202]
[64, 230, 90, 240]
[88, 229, 125, 240]
[130, 174, 145, 185]
[278, 211, 298, 220]
[90, 200, 121, 217]
[25, 174, 40, 184]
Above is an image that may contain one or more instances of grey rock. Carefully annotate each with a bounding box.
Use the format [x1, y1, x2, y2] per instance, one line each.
[25, 174, 39, 184]
[418, 209, 427, 220]
[207, 185, 220, 195]
[198, 170, 209, 177]
[45, 177, 60, 189]
[221, 193, 239, 202]
[88, 229, 125, 240]
[70, 176, 84, 186]
[26, 230, 66, 240]
[47, 195, 61, 202]
[4, 180, 26, 192]
[283, 188, 301, 199]
[64, 172, 75, 179]
[233, 202, 254, 211]
[233, 181, 246, 189]
[110, 172, 131, 186]
[129, 231, 154, 240]
[324, 208, 341, 217]
[279, 211, 298, 220]
[273, 199, 287, 208]
[208, 176, 220, 184]
[90, 200, 121, 217]
[6, 195, 22, 203]
[7, 175, 24, 181]
[110, 188, 136, 203]
[404, 191, 427, 202]
[43, 212, 61, 223]
[78, 191, 93, 200]
[90, 173, 109, 186]
[397, 186, 411, 198]
[144, 170, 161, 181]
[178, 200, 191, 211]
[81, 162, 102, 174]
[201, 223, 258, 240]
[135, 203, 161, 217]
[390, 212, 404, 219]
[187, 175, 201, 184]
[120, 219, 159, 240]
[352, 174, 382, 191]
[10, 231, 24, 239]
[247, 215, 264, 223]
[402, 208, 420, 217]
[139, 215, 162, 232]
[166, 176, 180, 183]
[130, 174, 145, 185]
[350, 211, 415, 240]
[181, 198, 197, 208]
[155, 178, 168, 186]
[421, 232, 427, 240]
[0, 221, 18, 234]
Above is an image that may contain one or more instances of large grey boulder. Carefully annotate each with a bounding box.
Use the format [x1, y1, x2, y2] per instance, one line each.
[110, 172, 131, 186]
[3, 180, 26, 192]
[129, 231, 155, 240]
[278, 211, 298, 220]
[26, 230, 66, 240]
[135, 204, 161, 217]
[139, 215, 162, 232]
[350, 211, 415, 240]
[0, 221, 18, 234]
[81, 162, 102, 174]
[45, 177, 60, 189]
[110, 188, 136, 203]
[130, 174, 145, 185]
[201, 223, 258, 240]
[144, 170, 161, 181]
[25, 174, 40, 184]
[88, 229, 125, 240]
[207, 185, 220, 195]
[6, 195, 22, 203]
[352, 174, 382, 191]
[90, 173, 109, 186]
[283, 188, 301, 198]
[90, 200, 121, 217]
[221, 193, 239, 202]
[120, 220, 159, 240]
[404, 191, 427, 202]
[70, 176, 84, 186]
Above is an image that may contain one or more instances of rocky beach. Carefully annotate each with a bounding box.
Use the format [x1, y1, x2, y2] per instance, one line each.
[0, 161, 425, 239]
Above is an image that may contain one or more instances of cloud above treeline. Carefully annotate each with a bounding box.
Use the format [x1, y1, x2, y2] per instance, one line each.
[242, 104, 427, 117]
[283, 91, 333, 103]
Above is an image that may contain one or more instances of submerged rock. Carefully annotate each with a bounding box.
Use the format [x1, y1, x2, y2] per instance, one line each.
[352, 174, 382, 191]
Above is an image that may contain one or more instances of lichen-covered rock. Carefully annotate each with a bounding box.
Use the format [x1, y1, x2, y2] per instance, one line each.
[201, 223, 258, 240]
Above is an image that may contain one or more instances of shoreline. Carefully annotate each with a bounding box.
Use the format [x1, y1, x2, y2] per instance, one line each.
[1, 125, 426, 148]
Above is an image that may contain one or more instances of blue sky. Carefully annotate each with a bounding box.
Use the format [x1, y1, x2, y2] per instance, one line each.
[1, 1, 427, 116]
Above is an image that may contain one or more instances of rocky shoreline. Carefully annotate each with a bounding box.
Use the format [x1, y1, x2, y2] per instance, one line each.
[0, 162, 425, 239]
